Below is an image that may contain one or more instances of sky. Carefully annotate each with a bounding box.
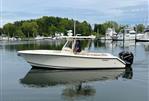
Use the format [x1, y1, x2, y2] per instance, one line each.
[0, 0, 148, 27]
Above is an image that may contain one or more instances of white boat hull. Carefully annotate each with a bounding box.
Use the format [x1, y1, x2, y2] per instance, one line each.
[18, 50, 126, 69]
[117, 34, 143, 40]
[136, 32, 149, 42]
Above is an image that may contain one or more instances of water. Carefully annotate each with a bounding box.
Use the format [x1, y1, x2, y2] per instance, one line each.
[0, 40, 149, 101]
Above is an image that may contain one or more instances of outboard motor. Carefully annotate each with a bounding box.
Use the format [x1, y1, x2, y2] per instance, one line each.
[119, 51, 134, 66]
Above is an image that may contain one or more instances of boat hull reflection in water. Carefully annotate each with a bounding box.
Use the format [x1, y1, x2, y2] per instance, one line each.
[20, 67, 132, 87]
[20, 67, 132, 99]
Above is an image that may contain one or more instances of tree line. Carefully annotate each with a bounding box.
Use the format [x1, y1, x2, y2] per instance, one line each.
[0, 16, 145, 38]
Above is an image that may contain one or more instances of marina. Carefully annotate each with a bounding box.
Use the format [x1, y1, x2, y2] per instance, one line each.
[0, 39, 148, 101]
[0, 0, 148, 100]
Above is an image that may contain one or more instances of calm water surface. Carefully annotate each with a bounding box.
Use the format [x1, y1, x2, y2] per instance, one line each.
[0, 40, 149, 101]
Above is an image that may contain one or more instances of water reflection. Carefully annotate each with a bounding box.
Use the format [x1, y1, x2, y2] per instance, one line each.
[122, 67, 133, 79]
[20, 67, 133, 87]
[0, 40, 66, 51]
[143, 42, 149, 51]
[19, 67, 132, 100]
[20, 67, 132, 100]
[1, 39, 148, 53]
[99, 40, 138, 48]
[62, 83, 96, 100]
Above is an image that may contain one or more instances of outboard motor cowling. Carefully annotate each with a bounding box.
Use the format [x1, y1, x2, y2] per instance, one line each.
[119, 51, 134, 66]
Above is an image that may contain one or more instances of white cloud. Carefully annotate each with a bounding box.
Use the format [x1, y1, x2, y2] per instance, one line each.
[1, 0, 148, 27]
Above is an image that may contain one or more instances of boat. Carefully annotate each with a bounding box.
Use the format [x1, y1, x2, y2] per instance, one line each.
[136, 27, 149, 42]
[61, 35, 96, 39]
[100, 28, 117, 40]
[61, 30, 96, 39]
[43, 36, 52, 40]
[116, 28, 144, 41]
[34, 35, 45, 40]
[18, 37, 134, 69]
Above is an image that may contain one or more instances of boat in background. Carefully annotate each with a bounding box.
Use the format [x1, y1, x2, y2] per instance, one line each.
[61, 35, 96, 39]
[116, 28, 144, 41]
[34, 35, 45, 40]
[101, 28, 117, 40]
[136, 27, 149, 42]
[61, 30, 96, 39]
[43, 36, 52, 40]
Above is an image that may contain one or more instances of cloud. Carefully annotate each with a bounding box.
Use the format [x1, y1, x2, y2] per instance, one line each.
[1, 0, 148, 27]
[44, 7, 107, 18]
[111, 2, 148, 24]
[0, 11, 43, 27]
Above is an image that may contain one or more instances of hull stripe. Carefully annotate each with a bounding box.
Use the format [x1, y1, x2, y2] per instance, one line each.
[28, 61, 126, 69]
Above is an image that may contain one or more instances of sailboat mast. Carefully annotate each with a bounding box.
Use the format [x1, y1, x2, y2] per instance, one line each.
[74, 21, 76, 36]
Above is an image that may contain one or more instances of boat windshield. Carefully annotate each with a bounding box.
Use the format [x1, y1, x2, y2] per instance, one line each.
[65, 40, 73, 49]
[62, 39, 81, 52]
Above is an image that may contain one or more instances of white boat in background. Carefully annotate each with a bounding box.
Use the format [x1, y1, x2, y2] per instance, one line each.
[9, 37, 17, 41]
[18, 37, 134, 69]
[136, 28, 149, 42]
[117, 28, 144, 41]
[62, 35, 96, 39]
[43, 36, 52, 40]
[101, 28, 117, 40]
[34, 35, 45, 40]
[144, 29, 149, 40]
[87, 35, 96, 39]
[1, 36, 9, 41]
[61, 30, 96, 39]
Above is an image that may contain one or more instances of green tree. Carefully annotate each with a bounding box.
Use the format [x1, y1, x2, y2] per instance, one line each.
[48, 25, 57, 35]
[94, 24, 106, 35]
[21, 21, 38, 37]
[15, 28, 25, 38]
[31, 22, 39, 37]
[136, 24, 145, 33]
[3, 23, 16, 37]
[94, 21, 120, 36]
[103, 21, 119, 32]
[76, 21, 91, 35]
[22, 22, 31, 37]
[81, 21, 91, 35]
[0, 28, 3, 35]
